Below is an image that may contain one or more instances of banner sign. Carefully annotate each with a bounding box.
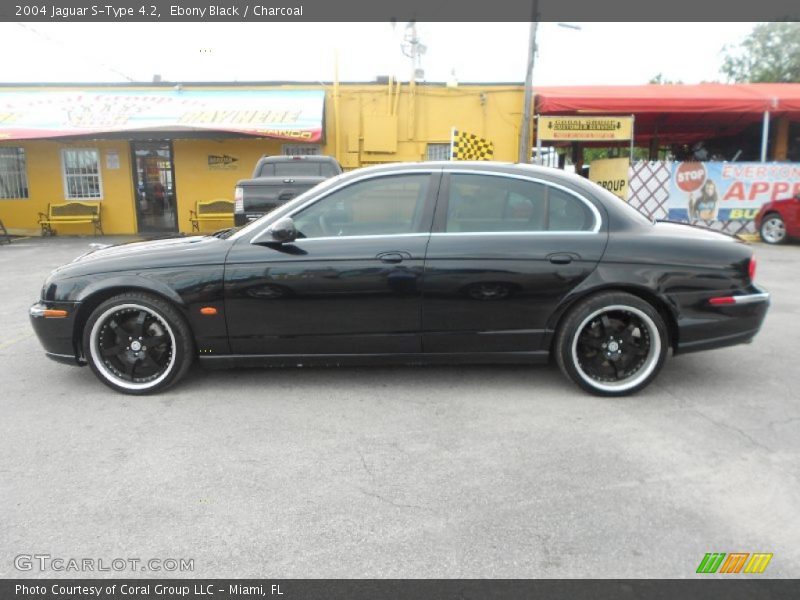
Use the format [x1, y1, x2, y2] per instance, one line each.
[589, 158, 630, 200]
[538, 116, 633, 142]
[0, 90, 325, 141]
[668, 161, 800, 221]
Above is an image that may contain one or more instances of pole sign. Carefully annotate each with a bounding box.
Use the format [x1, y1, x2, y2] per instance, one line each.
[538, 116, 634, 142]
[668, 161, 800, 221]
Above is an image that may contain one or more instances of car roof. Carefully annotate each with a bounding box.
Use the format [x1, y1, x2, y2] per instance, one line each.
[339, 160, 593, 186]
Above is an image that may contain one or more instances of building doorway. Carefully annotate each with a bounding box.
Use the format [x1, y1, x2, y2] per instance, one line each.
[132, 142, 178, 234]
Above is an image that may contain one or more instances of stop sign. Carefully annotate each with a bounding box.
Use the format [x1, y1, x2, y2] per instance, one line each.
[675, 162, 707, 193]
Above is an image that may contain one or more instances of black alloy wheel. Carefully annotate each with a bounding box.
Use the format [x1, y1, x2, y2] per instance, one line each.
[555, 292, 668, 396]
[83, 292, 194, 394]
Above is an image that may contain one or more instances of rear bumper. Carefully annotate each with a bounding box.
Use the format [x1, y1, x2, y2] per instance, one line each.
[674, 288, 770, 354]
[29, 301, 83, 365]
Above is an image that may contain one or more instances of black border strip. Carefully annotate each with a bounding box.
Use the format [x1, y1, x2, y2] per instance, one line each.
[3, 579, 800, 600]
[2, 0, 799, 22]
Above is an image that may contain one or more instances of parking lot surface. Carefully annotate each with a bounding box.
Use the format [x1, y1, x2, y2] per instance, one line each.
[1, 235, 799, 578]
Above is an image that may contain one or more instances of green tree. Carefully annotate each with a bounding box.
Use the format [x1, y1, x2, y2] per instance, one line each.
[649, 73, 683, 84]
[721, 22, 800, 83]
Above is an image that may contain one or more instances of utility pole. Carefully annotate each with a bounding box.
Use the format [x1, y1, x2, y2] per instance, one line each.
[518, 0, 539, 164]
[401, 21, 426, 81]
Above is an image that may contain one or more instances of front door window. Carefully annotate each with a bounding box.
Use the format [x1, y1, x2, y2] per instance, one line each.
[292, 174, 431, 238]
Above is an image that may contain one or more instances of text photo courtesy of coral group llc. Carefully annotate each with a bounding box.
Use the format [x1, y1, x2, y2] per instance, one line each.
[2, 0, 800, 599]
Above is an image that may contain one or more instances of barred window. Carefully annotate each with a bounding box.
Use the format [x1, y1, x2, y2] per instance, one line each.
[62, 148, 103, 199]
[426, 143, 451, 161]
[0, 147, 29, 199]
[281, 144, 321, 156]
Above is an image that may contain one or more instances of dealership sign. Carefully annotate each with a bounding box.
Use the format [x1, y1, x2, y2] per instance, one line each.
[668, 162, 800, 221]
[538, 116, 634, 141]
[0, 90, 325, 141]
[589, 157, 629, 200]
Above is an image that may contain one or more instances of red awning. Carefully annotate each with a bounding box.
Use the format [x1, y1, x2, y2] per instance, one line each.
[534, 83, 800, 145]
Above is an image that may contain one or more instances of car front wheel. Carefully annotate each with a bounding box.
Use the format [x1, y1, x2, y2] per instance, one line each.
[760, 214, 787, 245]
[555, 292, 668, 396]
[83, 292, 194, 394]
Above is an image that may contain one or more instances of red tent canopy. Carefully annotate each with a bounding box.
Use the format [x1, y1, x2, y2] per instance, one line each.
[534, 83, 800, 145]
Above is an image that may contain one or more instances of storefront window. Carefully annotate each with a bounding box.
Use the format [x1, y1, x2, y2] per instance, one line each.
[426, 143, 451, 161]
[0, 147, 29, 199]
[61, 148, 103, 199]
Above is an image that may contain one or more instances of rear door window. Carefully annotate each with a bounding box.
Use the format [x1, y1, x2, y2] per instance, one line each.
[446, 174, 596, 233]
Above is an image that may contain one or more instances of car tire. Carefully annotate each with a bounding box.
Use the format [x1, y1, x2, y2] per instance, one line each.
[82, 292, 194, 394]
[555, 292, 668, 396]
[760, 214, 787, 245]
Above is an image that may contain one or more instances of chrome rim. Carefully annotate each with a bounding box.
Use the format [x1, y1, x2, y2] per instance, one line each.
[571, 305, 661, 392]
[89, 303, 176, 391]
[761, 217, 786, 243]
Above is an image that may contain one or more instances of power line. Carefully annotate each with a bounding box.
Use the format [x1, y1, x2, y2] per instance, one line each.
[15, 23, 137, 82]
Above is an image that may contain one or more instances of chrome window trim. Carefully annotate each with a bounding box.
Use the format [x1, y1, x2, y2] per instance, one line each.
[294, 233, 430, 243]
[248, 166, 605, 245]
[441, 169, 603, 234]
[429, 231, 598, 237]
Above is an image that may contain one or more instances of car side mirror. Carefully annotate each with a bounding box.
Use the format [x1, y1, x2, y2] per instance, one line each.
[253, 217, 297, 244]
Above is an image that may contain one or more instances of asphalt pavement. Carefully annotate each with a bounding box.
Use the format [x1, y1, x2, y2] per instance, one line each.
[1, 235, 798, 578]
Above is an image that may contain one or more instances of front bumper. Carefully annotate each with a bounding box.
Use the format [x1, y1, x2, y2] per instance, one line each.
[29, 301, 83, 365]
[675, 287, 771, 354]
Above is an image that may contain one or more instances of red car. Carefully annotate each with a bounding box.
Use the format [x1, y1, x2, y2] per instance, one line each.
[756, 192, 800, 244]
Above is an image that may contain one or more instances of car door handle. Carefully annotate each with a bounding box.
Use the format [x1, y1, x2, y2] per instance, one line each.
[548, 253, 576, 265]
[377, 251, 409, 264]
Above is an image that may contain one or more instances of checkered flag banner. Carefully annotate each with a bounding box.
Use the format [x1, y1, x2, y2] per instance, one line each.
[450, 128, 494, 161]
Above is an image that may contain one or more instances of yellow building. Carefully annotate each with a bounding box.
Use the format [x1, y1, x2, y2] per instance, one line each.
[0, 82, 524, 236]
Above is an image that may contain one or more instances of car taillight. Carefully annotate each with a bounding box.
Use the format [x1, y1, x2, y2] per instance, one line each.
[234, 187, 244, 213]
[748, 256, 756, 282]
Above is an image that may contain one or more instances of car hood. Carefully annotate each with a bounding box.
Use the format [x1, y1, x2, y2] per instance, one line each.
[52, 235, 229, 278]
[762, 197, 798, 209]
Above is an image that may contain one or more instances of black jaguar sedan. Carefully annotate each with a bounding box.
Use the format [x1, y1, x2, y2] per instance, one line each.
[30, 162, 769, 396]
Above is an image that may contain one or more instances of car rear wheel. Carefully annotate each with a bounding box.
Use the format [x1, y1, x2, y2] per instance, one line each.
[760, 214, 786, 245]
[555, 292, 668, 396]
[83, 292, 194, 394]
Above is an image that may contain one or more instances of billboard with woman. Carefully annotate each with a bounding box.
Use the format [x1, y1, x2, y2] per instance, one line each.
[668, 162, 800, 222]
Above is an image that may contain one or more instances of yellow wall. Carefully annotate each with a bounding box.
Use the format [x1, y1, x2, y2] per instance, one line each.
[0, 83, 525, 235]
[0, 139, 136, 235]
[171, 137, 283, 232]
[327, 83, 522, 167]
